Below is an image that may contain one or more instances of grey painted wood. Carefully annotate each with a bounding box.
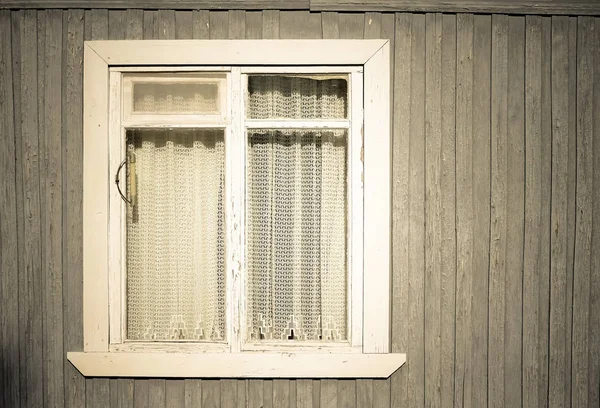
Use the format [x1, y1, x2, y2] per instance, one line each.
[209, 10, 228, 39]
[263, 380, 273, 408]
[424, 12, 442, 408]
[505, 15, 525, 408]
[523, 15, 547, 408]
[228, 9, 245, 39]
[248, 379, 263, 408]
[319, 380, 336, 408]
[184, 379, 202, 408]
[280, 10, 321, 38]
[18, 9, 44, 408]
[261, 10, 279, 39]
[471, 14, 491, 408]
[220, 379, 237, 408]
[166, 379, 186, 408]
[1, 0, 309, 9]
[148, 379, 166, 408]
[549, 16, 572, 408]
[590, 18, 600, 408]
[43, 9, 65, 408]
[0, 9, 20, 408]
[63, 8, 86, 408]
[356, 380, 373, 408]
[338, 12, 363, 38]
[297, 379, 313, 408]
[193, 10, 210, 39]
[134, 380, 149, 408]
[321, 12, 339, 38]
[537, 17, 552, 408]
[310, 0, 600, 15]
[572, 16, 595, 408]
[245, 11, 262, 38]
[440, 14, 456, 408]
[176, 10, 193, 38]
[390, 12, 409, 408]
[454, 12, 473, 408]
[372, 378, 389, 408]
[87, 378, 110, 408]
[489, 15, 509, 408]
[362, 12, 381, 39]
[408, 12, 426, 408]
[273, 380, 290, 408]
[337, 380, 355, 408]
[127, 9, 143, 39]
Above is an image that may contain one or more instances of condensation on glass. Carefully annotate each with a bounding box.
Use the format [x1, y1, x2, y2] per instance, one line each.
[245, 73, 350, 343]
[125, 128, 226, 342]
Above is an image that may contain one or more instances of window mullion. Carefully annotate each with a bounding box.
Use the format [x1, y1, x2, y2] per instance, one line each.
[227, 67, 244, 352]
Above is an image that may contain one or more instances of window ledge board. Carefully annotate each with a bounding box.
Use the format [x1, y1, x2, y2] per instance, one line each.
[67, 351, 406, 378]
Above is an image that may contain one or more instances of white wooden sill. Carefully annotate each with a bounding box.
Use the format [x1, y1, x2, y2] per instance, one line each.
[67, 352, 406, 378]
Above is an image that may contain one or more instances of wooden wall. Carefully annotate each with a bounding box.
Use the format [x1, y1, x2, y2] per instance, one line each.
[0, 8, 599, 408]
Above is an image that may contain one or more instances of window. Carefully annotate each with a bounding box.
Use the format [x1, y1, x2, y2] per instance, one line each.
[69, 40, 405, 378]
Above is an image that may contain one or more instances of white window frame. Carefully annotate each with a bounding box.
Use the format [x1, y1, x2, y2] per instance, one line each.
[68, 40, 405, 378]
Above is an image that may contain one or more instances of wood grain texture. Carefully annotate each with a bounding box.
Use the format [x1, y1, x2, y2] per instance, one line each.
[310, 0, 600, 15]
[17, 10, 44, 408]
[1, 0, 309, 9]
[505, 15, 525, 408]
[454, 12, 473, 408]
[184, 379, 202, 408]
[590, 17, 600, 408]
[549, 16, 573, 408]
[424, 12, 442, 408]
[408, 12, 426, 408]
[43, 9, 65, 408]
[572, 15, 594, 408]
[63, 8, 86, 408]
[0, 9, 20, 408]
[166, 379, 185, 408]
[390, 12, 409, 408]
[471, 14, 491, 408]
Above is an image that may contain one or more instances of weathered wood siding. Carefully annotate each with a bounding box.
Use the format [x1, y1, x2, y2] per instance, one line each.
[1, 9, 599, 408]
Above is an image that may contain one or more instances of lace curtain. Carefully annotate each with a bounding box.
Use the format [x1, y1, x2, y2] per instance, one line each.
[246, 75, 349, 342]
[126, 129, 226, 341]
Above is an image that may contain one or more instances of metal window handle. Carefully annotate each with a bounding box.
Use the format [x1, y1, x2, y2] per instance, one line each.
[115, 153, 137, 206]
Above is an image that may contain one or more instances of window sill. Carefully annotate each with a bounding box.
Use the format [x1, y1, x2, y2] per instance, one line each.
[67, 351, 406, 378]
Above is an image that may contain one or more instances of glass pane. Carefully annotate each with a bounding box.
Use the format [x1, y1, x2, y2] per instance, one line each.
[246, 129, 348, 342]
[129, 73, 225, 114]
[247, 75, 348, 119]
[126, 128, 226, 341]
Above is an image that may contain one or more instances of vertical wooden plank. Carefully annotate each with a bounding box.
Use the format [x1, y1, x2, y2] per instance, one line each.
[390, 12, 410, 408]
[143, 10, 158, 40]
[297, 379, 313, 408]
[549, 16, 572, 408]
[263, 379, 274, 408]
[523, 15, 547, 408]
[319, 380, 336, 408]
[489, 15, 508, 408]
[321, 12, 338, 39]
[166, 380, 186, 408]
[589, 17, 600, 408]
[126, 9, 143, 40]
[0, 9, 20, 408]
[572, 16, 594, 408]
[43, 9, 65, 408]
[220, 379, 238, 408]
[109, 9, 126, 39]
[338, 12, 364, 39]
[158, 9, 175, 39]
[273, 380, 290, 408]
[408, 12, 426, 408]
[248, 380, 263, 408]
[209, 11, 228, 39]
[185, 379, 202, 408]
[63, 8, 86, 408]
[18, 9, 44, 408]
[337, 380, 355, 408]
[192, 10, 209, 39]
[228, 10, 245, 39]
[363, 12, 381, 39]
[440, 13, 457, 408]
[376, 13, 394, 408]
[87, 378, 111, 408]
[471, 14, 491, 408]
[245, 11, 262, 39]
[356, 380, 372, 408]
[424, 12, 442, 408]
[175, 10, 193, 39]
[148, 380, 166, 408]
[262, 10, 279, 39]
[134, 379, 149, 408]
[280, 11, 321, 39]
[454, 12, 473, 408]
[290, 381, 297, 408]
[505, 15, 525, 408]
[539, 17, 553, 408]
